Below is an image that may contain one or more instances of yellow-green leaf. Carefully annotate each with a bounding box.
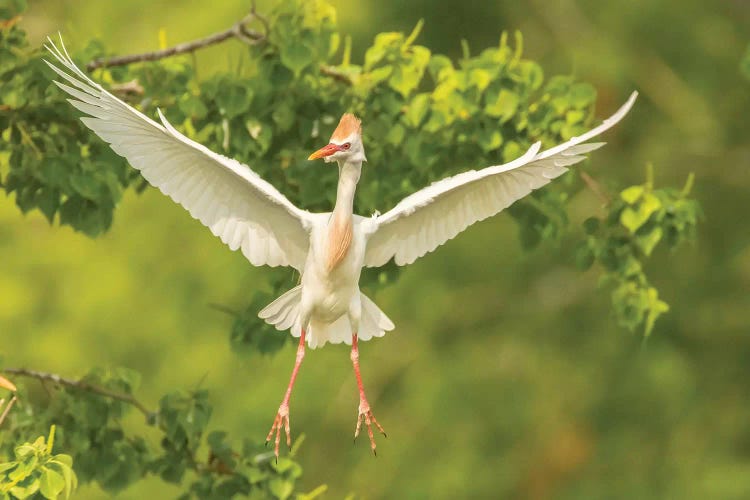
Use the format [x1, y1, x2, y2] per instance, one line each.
[620, 185, 644, 204]
[485, 89, 518, 122]
[39, 467, 65, 500]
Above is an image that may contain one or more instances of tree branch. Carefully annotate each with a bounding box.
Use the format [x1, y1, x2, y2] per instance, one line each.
[0, 396, 17, 427]
[320, 65, 355, 84]
[86, 13, 265, 71]
[580, 171, 611, 205]
[3, 368, 155, 420]
[83, 8, 354, 86]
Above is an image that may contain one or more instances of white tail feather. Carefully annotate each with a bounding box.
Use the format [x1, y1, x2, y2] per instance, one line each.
[258, 288, 395, 349]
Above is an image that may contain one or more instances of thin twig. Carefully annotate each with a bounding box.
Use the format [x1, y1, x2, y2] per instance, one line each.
[3, 368, 155, 420]
[580, 171, 611, 204]
[250, 0, 270, 38]
[15, 123, 42, 159]
[208, 303, 240, 317]
[320, 65, 353, 84]
[111, 79, 145, 96]
[86, 14, 265, 71]
[0, 396, 17, 427]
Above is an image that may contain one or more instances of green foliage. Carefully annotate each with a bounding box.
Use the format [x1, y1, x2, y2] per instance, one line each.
[0, 0, 24, 20]
[575, 166, 700, 336]
[0, 368, 315, 498]
[0, 0, 703, 497]
[0, 426, 77, 500]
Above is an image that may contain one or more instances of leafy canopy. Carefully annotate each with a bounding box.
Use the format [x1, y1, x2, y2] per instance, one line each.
[0, 0, 700, 497]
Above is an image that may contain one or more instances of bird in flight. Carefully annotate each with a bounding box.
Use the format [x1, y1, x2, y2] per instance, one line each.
[45, 37, 637, 459]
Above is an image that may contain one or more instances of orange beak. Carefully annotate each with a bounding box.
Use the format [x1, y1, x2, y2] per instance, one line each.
[307, 143, 341, 161]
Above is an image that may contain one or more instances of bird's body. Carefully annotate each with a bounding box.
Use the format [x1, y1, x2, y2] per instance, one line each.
[44, 36, 638, 458]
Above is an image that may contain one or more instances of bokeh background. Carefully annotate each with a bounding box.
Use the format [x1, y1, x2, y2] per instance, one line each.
[4, 0, 750, 498]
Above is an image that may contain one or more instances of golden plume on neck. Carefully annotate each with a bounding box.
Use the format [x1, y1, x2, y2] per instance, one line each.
[326, 211, 353, 271]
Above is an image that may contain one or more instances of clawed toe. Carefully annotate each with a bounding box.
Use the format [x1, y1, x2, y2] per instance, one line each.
[354, 401, 386, 456]
[265, 404, 291, 460]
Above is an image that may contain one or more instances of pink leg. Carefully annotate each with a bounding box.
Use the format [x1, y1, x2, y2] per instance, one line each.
[350, 333, 386, 455]
[266, 329, 306, 460]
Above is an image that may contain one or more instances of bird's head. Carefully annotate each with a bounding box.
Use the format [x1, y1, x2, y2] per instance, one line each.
[308, 113, 366, 164]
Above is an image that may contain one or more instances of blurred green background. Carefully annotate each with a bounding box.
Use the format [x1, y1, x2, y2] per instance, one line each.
[4, 0, 750, 498]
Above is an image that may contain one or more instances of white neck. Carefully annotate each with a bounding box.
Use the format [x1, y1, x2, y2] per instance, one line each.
[332, 160, 361, 220]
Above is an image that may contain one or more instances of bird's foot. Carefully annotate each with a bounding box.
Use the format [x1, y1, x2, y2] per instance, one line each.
[354, 398, 386, 456]
[265, 402, 291, 461]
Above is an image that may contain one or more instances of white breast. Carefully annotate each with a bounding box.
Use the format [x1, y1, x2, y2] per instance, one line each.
[301, 216, 367, 323]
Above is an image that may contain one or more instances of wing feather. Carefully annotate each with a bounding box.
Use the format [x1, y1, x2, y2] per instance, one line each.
[364, 91, 638, 267]
[46, 37, 312, 270]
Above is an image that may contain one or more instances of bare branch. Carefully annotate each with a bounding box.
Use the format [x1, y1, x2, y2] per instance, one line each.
[111, 79, 145, 96]
[208, 302, 240, 317]
[580, 171, 611, 205]
[3, 367, 155, 420]
[82, 9, 354, 87]
[0, 396, 17, 427]
[86, 13, 265, 71]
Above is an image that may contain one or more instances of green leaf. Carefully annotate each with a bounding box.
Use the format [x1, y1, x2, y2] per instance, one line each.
[569, 82, 596, 109]
[366, 66, 392, 86]
[178, 94, 208, 120]
[9, 455, 36, 481]
[502, 141, 523, 163]
[389, 46, 430, 97]
[271, 103, 295, 131]
[644, 287, 670, 337]
[385, 123, 405, 146]
[404, 93, 430, 127]
[428, 54, 453, 82]
[280, 41, 314, 76]
[10, 478, 40, 500]
[269, 478, 294, 500]
[621, 194, 661, 233]
[641, 192, 662, 217]
[0, 461, 17, 473]
[583, 217, 600, 235]
[69, 173, 102, 201]
[469, 68, 492, 91]
[364, 32, 402, 70]
[620, 185, 644, 204]
[39, 467, 65, 500]
[637, 227, 663, 256]
[485, 89, 518, 122]
[620, 207, 647, 233]
[565, 109, 585, 125]
[477, 128, 503, 152]
[215, 82, 252, 119]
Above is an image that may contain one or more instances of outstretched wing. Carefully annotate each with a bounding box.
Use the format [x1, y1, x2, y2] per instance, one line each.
[45, 37, 313, 271]
[364, 91, 638, 267]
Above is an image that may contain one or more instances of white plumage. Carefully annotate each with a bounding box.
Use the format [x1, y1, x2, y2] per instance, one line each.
[45, 36, 637, 455]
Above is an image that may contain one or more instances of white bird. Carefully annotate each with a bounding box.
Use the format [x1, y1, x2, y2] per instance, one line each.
[44, 37, 637, 458]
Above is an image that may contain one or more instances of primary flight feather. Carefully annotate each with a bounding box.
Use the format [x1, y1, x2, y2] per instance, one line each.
[45, 36, 637, 458]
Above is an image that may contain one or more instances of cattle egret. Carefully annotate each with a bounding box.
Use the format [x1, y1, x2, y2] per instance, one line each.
[45, 37, 637, 458]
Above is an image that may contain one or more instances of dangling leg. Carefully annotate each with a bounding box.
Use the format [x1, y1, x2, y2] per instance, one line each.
[266, 329, 306, 460]
[350, 333, 386, 455]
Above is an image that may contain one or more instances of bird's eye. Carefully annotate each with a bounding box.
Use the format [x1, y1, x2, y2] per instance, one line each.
[341, 143, 351, 150]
